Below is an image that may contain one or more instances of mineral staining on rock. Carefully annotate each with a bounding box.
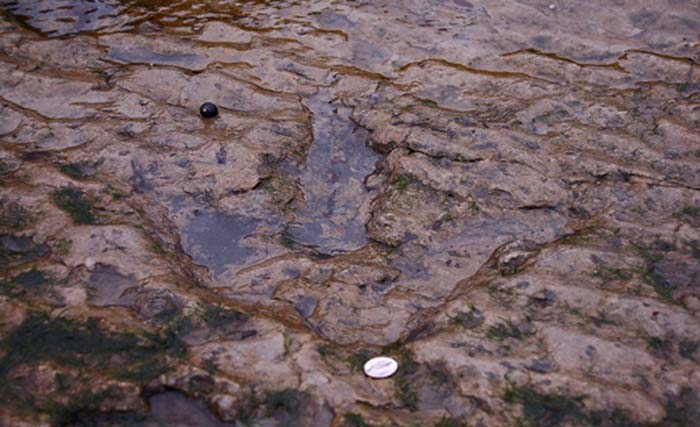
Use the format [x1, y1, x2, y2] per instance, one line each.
[1, 0, 700, 426]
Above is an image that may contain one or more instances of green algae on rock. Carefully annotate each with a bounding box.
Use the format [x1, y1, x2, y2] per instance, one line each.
[51, 187, 96, 225]
[1, 0, 700, 425]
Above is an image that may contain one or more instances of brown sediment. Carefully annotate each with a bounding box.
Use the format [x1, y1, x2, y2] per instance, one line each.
[1, 1, 700, 426]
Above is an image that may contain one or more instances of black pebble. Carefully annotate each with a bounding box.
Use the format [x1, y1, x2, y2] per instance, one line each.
[199, 102, 218, 118]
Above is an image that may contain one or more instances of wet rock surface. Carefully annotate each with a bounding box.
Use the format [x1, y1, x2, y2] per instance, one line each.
[1, 0, 699, 426]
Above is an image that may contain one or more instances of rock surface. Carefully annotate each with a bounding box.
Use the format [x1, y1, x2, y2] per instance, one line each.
[0, 1, 699, 426]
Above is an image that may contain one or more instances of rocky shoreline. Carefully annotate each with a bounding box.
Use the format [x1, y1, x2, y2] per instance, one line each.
[1, 1, 699, 426]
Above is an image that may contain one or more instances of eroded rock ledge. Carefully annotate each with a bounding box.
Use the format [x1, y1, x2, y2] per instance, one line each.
[1, 1, 699, 426]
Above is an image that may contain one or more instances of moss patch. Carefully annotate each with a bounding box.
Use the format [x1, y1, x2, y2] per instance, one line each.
[393, 350, 420, 410]
[450, 305, 484, 329]
[643, 270, 674, 301]
[586, 408, 646, 427]
[593, 265, 633, 283]
[435, 418, 469, 427]
[646, 336, 673, 358]
[0, 314, 187, 425]
[233, 392, 261, 425]
[486, 320, 523, 341]
[316, 343, 338, 358]
[15, 268, 46, 288]
[0, 234, 49, 269]
[280, 229, 298, 249]
[663, 387, 698, 427]
[632, 241, 678, 303]
[683, 239, 700, 259]
[343, 413, 369, 427]
[202, 358, 219, 376]
[187, 375, 216, 396]
[0, 313, 186, 385]
[427, 362, 451, 386]
[3, 268, 49, 297]
[674, 206, 700, 223]
[51, 187, 96, 225]
[394, 174, 413, 192]
[200, 302, 249, 330]
[502, 385, 688, 427]
[260, 177, 297, 210]
[0, 200, 31, 231]
[265, 388, 310, 418]
[0, 159, 15, 176]
[679, 340, 699, 361]
[59, 162, 95, 180]
[504, 386, 584, 427]
[46, 388, 115, 427]
[347, 348, 372, 372]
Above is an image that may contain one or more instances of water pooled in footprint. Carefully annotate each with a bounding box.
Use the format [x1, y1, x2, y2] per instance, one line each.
[181, 208, 282, 278]
[285, 90, 381, 254]
[4, 0, 700, 425]
[87, 264, 137, 307]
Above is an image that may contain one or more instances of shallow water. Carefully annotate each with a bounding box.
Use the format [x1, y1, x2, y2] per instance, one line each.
[1, 0, 700, 426]
[288, 90, 380, 254]
[184, 210, 274, 276]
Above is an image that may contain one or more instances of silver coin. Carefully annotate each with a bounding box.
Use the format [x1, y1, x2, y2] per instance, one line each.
[363, 356, 398, 379]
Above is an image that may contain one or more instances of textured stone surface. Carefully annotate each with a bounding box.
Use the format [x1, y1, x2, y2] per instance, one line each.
[0, 1, 699, 426]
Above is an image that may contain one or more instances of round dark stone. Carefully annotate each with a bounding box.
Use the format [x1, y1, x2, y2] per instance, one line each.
[199, 102, 219, 118]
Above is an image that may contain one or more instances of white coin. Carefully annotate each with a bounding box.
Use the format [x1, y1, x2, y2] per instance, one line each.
[363, 356, 398, 379]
